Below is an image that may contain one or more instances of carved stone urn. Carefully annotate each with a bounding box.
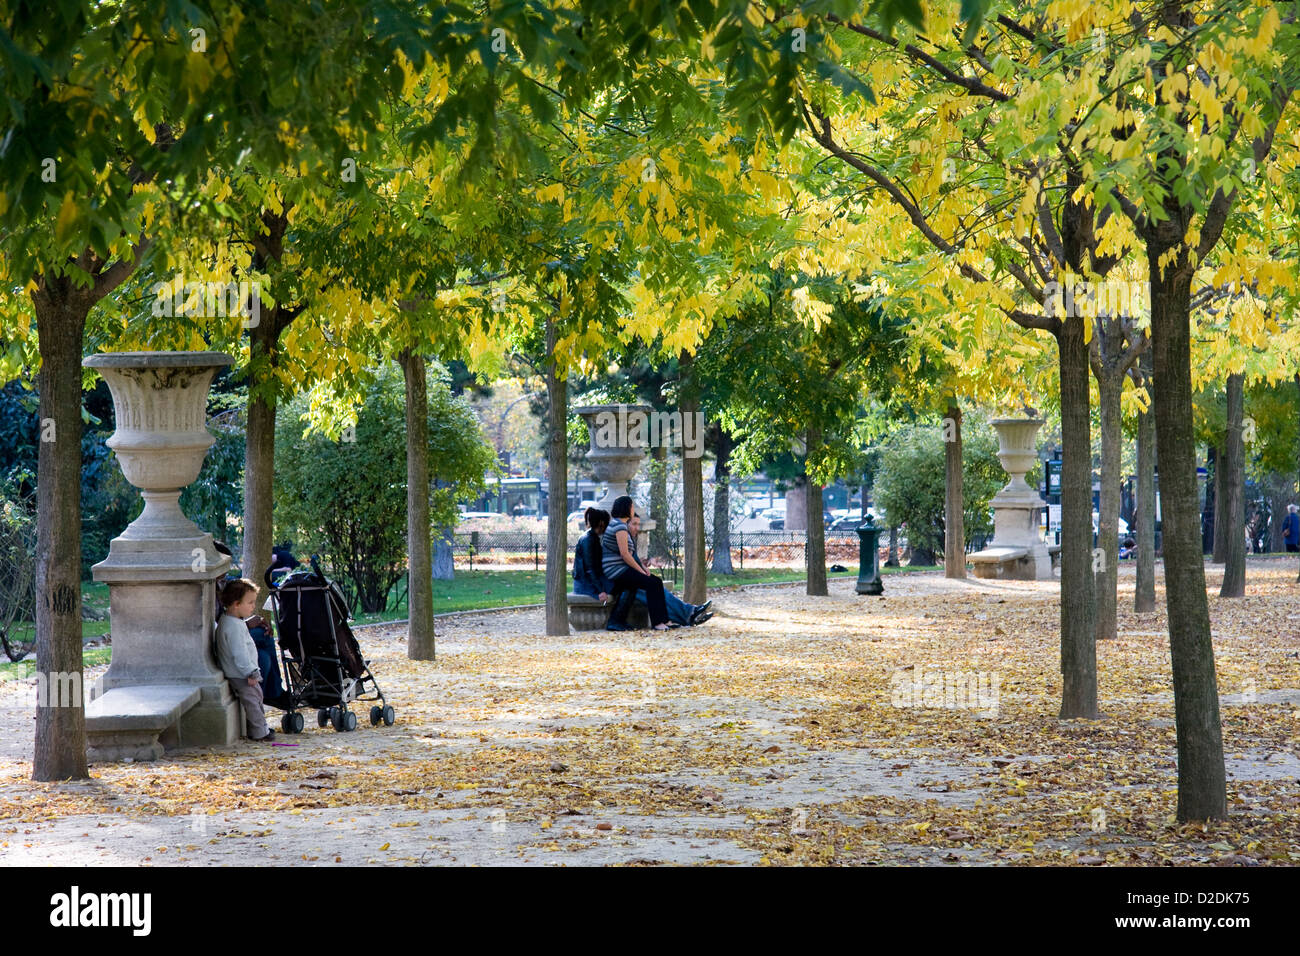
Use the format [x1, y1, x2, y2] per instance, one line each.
[82, 351, 240, 750]
[969, 417, 1053, 580]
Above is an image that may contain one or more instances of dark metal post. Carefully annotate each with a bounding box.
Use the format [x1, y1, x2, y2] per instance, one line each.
[856, 516, 884, 595]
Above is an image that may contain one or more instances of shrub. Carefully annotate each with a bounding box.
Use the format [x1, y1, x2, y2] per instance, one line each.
[275, 362, 497, 612]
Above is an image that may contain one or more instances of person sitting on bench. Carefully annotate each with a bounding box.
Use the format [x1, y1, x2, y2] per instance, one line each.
[600, 496, 670, 631]
[573, 507, 615, 603]
[613, 511, 713, 627]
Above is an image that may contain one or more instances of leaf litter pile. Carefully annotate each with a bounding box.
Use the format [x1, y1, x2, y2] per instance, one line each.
[1, 564, 1297, 866]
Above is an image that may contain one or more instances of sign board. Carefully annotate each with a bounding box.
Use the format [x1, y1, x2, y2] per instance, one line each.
[1045, 459, 1062, 504]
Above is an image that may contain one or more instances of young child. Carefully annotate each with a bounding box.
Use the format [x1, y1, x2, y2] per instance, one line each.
[217, 578, 275, 742]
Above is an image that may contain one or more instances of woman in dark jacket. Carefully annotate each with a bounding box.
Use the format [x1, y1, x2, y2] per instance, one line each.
[573, 508, 616, 601]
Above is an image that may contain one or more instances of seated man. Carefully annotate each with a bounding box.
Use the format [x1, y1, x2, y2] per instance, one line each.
[211, 541, 288, 707]
[246, 609, 288, 707]
[611, 510, 713, 628]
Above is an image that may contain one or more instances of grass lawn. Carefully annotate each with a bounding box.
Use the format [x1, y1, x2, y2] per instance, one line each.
[351, 563, 941, 624]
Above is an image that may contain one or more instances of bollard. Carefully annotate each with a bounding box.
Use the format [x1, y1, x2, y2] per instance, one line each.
[856, 516, 884, 595]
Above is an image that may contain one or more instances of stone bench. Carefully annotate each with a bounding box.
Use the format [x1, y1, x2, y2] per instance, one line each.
[1048, 544, 1061, 570]
[969, 546, 1030, 579]
[85, 685, 202, 763]
[566, 593, 650, 631]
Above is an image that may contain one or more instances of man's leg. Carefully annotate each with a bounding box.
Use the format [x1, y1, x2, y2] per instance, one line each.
[655, 589, 695, 625]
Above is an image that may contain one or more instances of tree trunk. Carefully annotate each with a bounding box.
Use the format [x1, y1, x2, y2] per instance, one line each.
[784, 480, 807, 530]
[648, 443, 670, 561]
[31, 294, 89, 781]
[1220, 372, 1246, 597]
[1211, 442, 1226, 563]
[242, 312, 279, 606]
[1266, 475, 1287, 553]
[1202, 445, 1216, 556]
[943, 399, 966, 579]
[908, 545, 935, 566]
[400, 350, 436, 660]
[805, 427, 827, 596]
[885, 525, 899, 566]
[710, 425, 734, 574]
[1148, 246, 1226, 821]
[680, 358, 706, 605]
[544, 317, 569, 636]
[1135, 350, 1157, 613]
[1056, 313, 1099, 718]
[1095, 373, 1122, 640]
[240, 216, 290, 605]
[433, 527, 454, 580]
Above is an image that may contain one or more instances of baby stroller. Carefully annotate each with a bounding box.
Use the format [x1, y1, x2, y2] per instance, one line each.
[264, 557, 394, 734]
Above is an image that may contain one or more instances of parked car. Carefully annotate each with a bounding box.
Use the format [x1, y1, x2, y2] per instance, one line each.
[769, 511, 835, 531]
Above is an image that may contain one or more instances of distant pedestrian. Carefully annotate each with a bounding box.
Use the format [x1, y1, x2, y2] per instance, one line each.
[1283, 504, 1300, 553]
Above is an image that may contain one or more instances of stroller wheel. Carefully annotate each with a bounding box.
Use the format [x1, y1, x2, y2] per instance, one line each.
[291, 711, 305, 734]
[332, 707, 356, 732]
[370, 706, 383, 726]
[280, 713, 294, 734]
[317, 708, 330, 728]
[382, 705, 395, 726]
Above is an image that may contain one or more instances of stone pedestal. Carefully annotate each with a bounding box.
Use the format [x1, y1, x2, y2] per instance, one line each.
[83, 351, 240, 756]
[969, 418, 1053, 581]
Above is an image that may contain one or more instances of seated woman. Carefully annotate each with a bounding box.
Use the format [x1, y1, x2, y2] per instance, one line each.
[616, 511, 712, 627]
[572, 508, 615, 603]
[212, 540, 288, 707]
[601, 496, 671, 631]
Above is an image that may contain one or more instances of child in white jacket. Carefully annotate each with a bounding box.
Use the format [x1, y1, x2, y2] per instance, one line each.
[217, 578, 274, 742]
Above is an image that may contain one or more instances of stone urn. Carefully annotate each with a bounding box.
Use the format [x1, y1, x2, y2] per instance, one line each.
[82, 351, 240, 751]
[968, 417, 1052, 580]
[574, 404, 652, 511]
[574, 404, 657, 545]
[991, 418, 1043, 498]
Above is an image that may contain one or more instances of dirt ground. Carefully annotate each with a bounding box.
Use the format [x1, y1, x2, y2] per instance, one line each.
[2, 563, 1297, 866]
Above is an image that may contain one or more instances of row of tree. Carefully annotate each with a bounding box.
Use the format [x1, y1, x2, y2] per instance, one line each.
[2, 1, 1297, 824]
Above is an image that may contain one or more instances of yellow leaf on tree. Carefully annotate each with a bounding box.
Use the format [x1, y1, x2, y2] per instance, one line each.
[54, 193, 78, 242]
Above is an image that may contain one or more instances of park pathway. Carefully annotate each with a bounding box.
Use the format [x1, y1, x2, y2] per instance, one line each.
[2, 563, 1297, 866]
